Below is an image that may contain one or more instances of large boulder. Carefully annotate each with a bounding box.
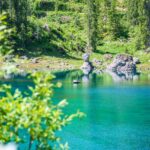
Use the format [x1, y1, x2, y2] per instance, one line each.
[82, 53, 90, 62]
[81, 62, 93, 75]
[81, 53, 93, 75]
[107, 54, 137, 74]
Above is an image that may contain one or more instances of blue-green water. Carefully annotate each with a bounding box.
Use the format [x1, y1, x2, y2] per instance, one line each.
[1, 71, 150, 150]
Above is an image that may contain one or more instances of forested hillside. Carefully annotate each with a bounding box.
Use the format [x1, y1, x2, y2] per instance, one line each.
[0, 0, 150, 65]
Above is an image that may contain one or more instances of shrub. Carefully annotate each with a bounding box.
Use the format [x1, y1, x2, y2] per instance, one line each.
[0, 72, 84, 149]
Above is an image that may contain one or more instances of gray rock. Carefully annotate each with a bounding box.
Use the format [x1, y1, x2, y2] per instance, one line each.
[81, 53, 93, 74]
[82, 53, 90, 62]
[107, 54, 137, 74]
[81, 62, 93, 75]
[133, 57, 140, 64]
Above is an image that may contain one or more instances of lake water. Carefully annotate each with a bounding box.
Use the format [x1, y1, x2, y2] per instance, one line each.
[1, 71, 150, 150]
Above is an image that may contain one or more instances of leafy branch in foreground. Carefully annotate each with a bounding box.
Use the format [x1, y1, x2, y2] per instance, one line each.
[0, 72, 84, 150]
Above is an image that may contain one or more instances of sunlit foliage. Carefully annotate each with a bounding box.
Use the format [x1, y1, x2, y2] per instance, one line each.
[0, 72, 84, 149]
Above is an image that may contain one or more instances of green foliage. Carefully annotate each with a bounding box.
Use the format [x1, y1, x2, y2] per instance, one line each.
[0, 72, 84, 149]
[98, 0, 128, 40]
[0, 13, 14, 55]
[0, 0, 149, 55]
[126, 0, 150, 50]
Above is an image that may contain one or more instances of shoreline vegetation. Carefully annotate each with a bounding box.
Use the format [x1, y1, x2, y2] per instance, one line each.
[0, 49, 150, 74]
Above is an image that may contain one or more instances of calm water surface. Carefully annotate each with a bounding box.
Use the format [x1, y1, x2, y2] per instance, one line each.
[1, 71, 150, 150]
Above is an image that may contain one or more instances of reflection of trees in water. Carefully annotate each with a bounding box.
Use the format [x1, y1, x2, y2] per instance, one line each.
[64, 71, 114, 86]
[54, 70, 83, 80]
[66, 70, 83, 80]
[54, 70, 150, 86]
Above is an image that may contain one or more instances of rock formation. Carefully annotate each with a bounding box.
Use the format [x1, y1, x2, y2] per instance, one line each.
[81, 53, 93, 75]
[107, 54, 138, 75]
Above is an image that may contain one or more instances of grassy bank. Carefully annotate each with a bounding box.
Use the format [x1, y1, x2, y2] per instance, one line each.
[1, 41, 150, 73]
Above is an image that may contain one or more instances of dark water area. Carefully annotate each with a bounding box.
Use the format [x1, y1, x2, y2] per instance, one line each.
[0, 71, 150, 150]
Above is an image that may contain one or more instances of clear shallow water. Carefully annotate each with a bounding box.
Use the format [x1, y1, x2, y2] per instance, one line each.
[1, 71, 150, 150]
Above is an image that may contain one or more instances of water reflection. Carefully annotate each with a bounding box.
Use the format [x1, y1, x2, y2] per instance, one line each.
[0, 70, 150, 150]
[106, 70, 140, 82]
[53, 70, 150, 150]
[82, 75, 89, 83]
[54, 70, 150, 87]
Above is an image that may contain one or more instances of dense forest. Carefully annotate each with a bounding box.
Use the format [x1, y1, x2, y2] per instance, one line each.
[0, 0, 149, 55]
[0, 0, 149, 76]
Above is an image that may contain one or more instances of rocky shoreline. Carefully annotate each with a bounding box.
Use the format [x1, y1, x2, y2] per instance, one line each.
[0, 53, 150, 80]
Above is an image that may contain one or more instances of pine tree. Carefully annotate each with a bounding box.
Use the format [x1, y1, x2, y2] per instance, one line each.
[104, 0, 120, 39]
[0, 0, 2, 13]
[127, 0, 150, 49]
[86, 0, 99, 52]
[12, 0, 28, 32]
[145, 0, 150, 47]
[0, 0, 29, 33]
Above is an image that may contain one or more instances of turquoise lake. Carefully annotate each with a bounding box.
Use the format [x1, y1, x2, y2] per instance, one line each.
[1, 71, 150, 150]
